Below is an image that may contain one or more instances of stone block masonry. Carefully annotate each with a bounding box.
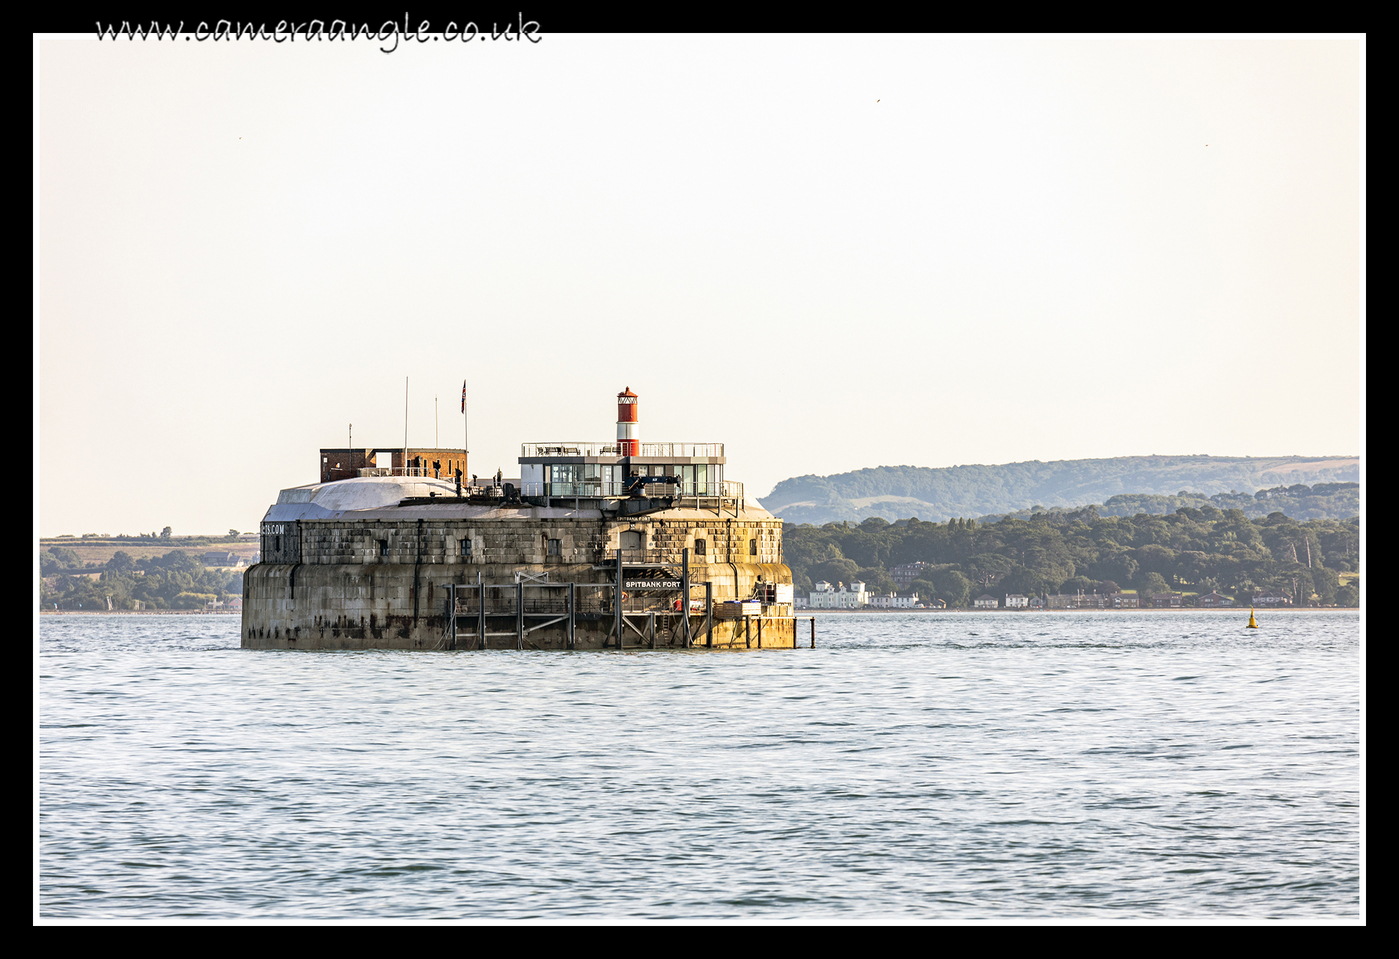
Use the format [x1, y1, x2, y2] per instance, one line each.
[243, 509, 792, 650]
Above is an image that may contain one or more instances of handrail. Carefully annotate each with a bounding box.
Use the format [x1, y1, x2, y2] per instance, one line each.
[634, 442, 724, 459]
[357, 467, 455, 478]
[523, 480, 743, 501]
[453, 598, 696, 616]
[521, 441, 724, 458]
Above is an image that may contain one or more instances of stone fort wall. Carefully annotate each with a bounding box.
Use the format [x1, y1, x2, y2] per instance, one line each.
[243, 512, 791, 650]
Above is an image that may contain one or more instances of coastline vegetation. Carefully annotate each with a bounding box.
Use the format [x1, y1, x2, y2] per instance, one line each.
[38, 486, 1362, 610]
[785, 505, 1359, 608]
[40, 546, 245, 611]
[764, 458, 1359, 527]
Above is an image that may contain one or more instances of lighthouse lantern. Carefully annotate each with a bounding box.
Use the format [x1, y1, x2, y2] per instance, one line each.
[616, 387, 639, 456]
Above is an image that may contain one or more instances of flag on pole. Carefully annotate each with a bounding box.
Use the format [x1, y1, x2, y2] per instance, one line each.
[461, 379, 467, 413]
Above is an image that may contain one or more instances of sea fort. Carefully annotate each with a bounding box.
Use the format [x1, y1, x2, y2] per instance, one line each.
[242, 388, 799, 650]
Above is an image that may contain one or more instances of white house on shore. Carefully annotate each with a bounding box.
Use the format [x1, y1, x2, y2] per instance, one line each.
[868, 592, 920, 609]
[809, 581, 869, 609]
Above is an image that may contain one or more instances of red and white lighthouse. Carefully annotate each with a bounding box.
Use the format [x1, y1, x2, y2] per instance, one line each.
[616, 387, 639, 456]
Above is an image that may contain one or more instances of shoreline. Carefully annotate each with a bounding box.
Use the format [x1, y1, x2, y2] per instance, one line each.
[795, 606, 1355, 613]
[36, 608, 1356, 616]
[38, 609, 241, 616]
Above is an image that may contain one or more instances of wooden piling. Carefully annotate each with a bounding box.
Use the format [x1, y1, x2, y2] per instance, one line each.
[681, 548, 691, 648]
[567, 582, 576, 650]
[705, 581, 713, 649]
[448, 584, 456, 650]
[433, 572, 812, 654]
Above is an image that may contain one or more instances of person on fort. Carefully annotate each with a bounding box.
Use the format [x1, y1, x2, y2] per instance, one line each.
[433, 459, 441, 479]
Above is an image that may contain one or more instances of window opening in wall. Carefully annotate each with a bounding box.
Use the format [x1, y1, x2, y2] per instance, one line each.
[547, 538, 561, 557]
[695, 538, 706, 556]
[461, 538, 472, 558]
[378, 539, 389, 557]
[750, 539, 758, 556]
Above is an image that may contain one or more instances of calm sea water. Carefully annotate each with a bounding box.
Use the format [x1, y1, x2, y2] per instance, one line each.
[38, 611, 1361, 921]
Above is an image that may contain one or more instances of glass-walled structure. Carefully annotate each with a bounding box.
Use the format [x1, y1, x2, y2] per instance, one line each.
[520, 443, 726, 499]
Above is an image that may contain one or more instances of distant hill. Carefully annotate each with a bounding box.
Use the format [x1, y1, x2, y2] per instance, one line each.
[977, 483, 1359, 524]
[760, 456, 1360, 525]
[38, 534, 260, 568]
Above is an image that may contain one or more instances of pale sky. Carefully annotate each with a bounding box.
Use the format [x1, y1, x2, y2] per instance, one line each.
[36, 33, 1363, 537]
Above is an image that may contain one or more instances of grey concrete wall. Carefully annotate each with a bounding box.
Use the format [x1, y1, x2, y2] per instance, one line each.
[242, 511, 792, 651]
[275, 514, 785, 567]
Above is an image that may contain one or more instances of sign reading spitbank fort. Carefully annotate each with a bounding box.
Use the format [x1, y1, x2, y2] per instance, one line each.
[242, 388, 797, 650]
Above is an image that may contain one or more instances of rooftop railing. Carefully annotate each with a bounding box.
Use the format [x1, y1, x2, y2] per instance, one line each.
[357, 467, 457, 478]
[676, 480, 745, 513]
[635, 442, 724, 459]
[521, 442, 724, 458]
[538, 479, 733, 498]
[525, 480, 746, 518]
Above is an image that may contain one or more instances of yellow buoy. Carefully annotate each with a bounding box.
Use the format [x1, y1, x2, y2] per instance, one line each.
[1247, 607, 1258, 628]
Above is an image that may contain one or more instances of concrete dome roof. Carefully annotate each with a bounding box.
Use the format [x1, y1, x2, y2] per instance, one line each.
[264, 476, 462, 521]
[260, 477, 777, 523]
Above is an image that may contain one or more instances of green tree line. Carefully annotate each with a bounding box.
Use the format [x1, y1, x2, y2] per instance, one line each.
[762, 457, 1359, 526]
[979, 483, 1359, 524]
[784, 506, 1359, 608]
[39, 548, 244, 610]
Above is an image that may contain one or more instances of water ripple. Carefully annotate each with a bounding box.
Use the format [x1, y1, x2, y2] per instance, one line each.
[39, 611, 1360, 920]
